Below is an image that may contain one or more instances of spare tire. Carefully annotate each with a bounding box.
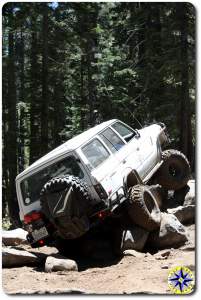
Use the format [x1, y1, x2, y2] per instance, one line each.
[155, 149, 191, 191]
[127, 184, 161, 231]
[40, 175, 94, 239]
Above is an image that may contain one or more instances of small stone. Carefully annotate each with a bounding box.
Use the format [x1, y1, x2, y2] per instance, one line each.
[154, 249, 171, 260]
[45, 256, 78, 272]
[161, 265, 169, 269]
[123, 249, 145, 258]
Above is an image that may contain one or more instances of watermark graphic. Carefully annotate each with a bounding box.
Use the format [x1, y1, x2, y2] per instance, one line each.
[168, 266, 194, 294]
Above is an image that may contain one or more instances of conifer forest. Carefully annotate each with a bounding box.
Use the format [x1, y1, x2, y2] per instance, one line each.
[2, 2, 195, 225]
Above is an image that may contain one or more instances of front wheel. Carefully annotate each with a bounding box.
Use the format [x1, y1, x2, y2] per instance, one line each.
[127, 184, 161, 231]
[155, 149, 191, 191]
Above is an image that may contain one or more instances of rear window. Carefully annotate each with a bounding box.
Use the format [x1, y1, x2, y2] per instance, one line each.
[112, 122, 136, 142]
[21, 156, 84, 205]
[82, 138, 110, 169]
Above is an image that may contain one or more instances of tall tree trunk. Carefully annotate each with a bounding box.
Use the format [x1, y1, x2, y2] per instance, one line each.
[87, 6, 99, 126]
[41, 4, 49, 155]
[2, 16, 9, 218]
[7, 7, 20, 226]
[29, 17, 40, 164]
[18, 30, 25, 172]
[74, 4, 99, 127]
[80, 55, 86, 130]
[177, 3, 193, 165]
[18, 106, 25, 172]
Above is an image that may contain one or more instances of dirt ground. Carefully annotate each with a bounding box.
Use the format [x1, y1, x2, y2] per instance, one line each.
[2, 224, 195, 295]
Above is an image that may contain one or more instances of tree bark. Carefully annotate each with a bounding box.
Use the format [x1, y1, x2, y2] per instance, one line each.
[29, 18, 40, 164]
[18, 30, 25, 172]
[7, 6, 20, 226]
[177, 3, 193, 165]
[40, 4, 49, 155]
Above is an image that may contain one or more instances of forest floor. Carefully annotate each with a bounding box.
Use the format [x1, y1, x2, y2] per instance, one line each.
[2, 224, 195, 295]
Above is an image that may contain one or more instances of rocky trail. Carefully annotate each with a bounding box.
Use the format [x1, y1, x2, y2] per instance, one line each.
[2, 180, 196, 295]
[3, 224, 195, 295]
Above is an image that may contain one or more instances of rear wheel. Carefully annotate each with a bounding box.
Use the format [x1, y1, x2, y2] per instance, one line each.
[155, 149, 190, 190]
[127, 184, 161, 231]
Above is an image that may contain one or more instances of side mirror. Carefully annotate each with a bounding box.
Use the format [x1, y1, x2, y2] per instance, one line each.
[135, 130, 140, 138]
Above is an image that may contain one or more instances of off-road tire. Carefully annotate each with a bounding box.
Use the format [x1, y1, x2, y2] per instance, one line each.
[40, 175, 93, 239]
[155, 149, 191, 191]
[127, 184, 161, 231]
[148, 184, 168, 210]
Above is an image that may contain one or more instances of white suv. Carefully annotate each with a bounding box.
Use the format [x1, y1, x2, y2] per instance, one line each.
[15, 119, 190, 247]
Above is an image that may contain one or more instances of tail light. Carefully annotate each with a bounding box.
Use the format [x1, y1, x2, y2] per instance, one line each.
[97, 210, 111, 219]
[24, 211, 43, 224]
[94, 183, 108, 199]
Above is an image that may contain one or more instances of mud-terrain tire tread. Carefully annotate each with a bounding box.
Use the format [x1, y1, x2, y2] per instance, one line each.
[156, 149, 191, 191]
[127, 184, 161, 231]
[148, 184, 168, 209]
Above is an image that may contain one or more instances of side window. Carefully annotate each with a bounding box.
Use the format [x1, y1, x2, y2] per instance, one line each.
[100, 128, 125, 152]
[82, 139, 110, 169]
[112, 122, 136, 142]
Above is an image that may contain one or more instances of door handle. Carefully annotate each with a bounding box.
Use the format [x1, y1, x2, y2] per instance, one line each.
[136, 147, 139, 151]
[122, 159, 126, 164]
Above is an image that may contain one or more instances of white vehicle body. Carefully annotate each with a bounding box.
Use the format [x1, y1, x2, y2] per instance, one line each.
[16, 119, 167, 222]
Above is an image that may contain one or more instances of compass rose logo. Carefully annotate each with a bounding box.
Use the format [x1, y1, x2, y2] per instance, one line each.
[168, 266, 194, 294]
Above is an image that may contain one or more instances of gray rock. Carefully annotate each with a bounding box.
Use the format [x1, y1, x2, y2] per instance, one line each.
[117, 226, 149, 254]
[167, 205, 195, 224]
[45, 256, 78, 272]
[123, 249, 145, 258]
[183, 180, 195, 206]
[2, 228, 28, 246]
[148, 213, 188, 249]
[2, 247, 39, 267]
[154, 249, 171, 260]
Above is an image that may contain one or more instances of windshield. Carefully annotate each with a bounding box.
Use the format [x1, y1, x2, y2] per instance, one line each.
[20, 155, 84, 205]
[112, 122, 136, 142]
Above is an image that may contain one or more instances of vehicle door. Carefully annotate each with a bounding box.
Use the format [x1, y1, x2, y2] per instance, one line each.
[135, 128, 158, 178]
[111, 122, 157, 179]
[109, 122, 142, 175]
[80, 137, 124, 201]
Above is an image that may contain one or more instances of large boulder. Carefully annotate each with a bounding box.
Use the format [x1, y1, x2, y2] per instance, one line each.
[173, 180, 195, 207]
[2, 228, 28, 246]
[2, 247, 40, 268]
[183, 180, 195, 206]
[167, 205, 195, 224]
[113, 225, 149, 254]
[45, 256, 78, 272]
[147, 213, 188, 249]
